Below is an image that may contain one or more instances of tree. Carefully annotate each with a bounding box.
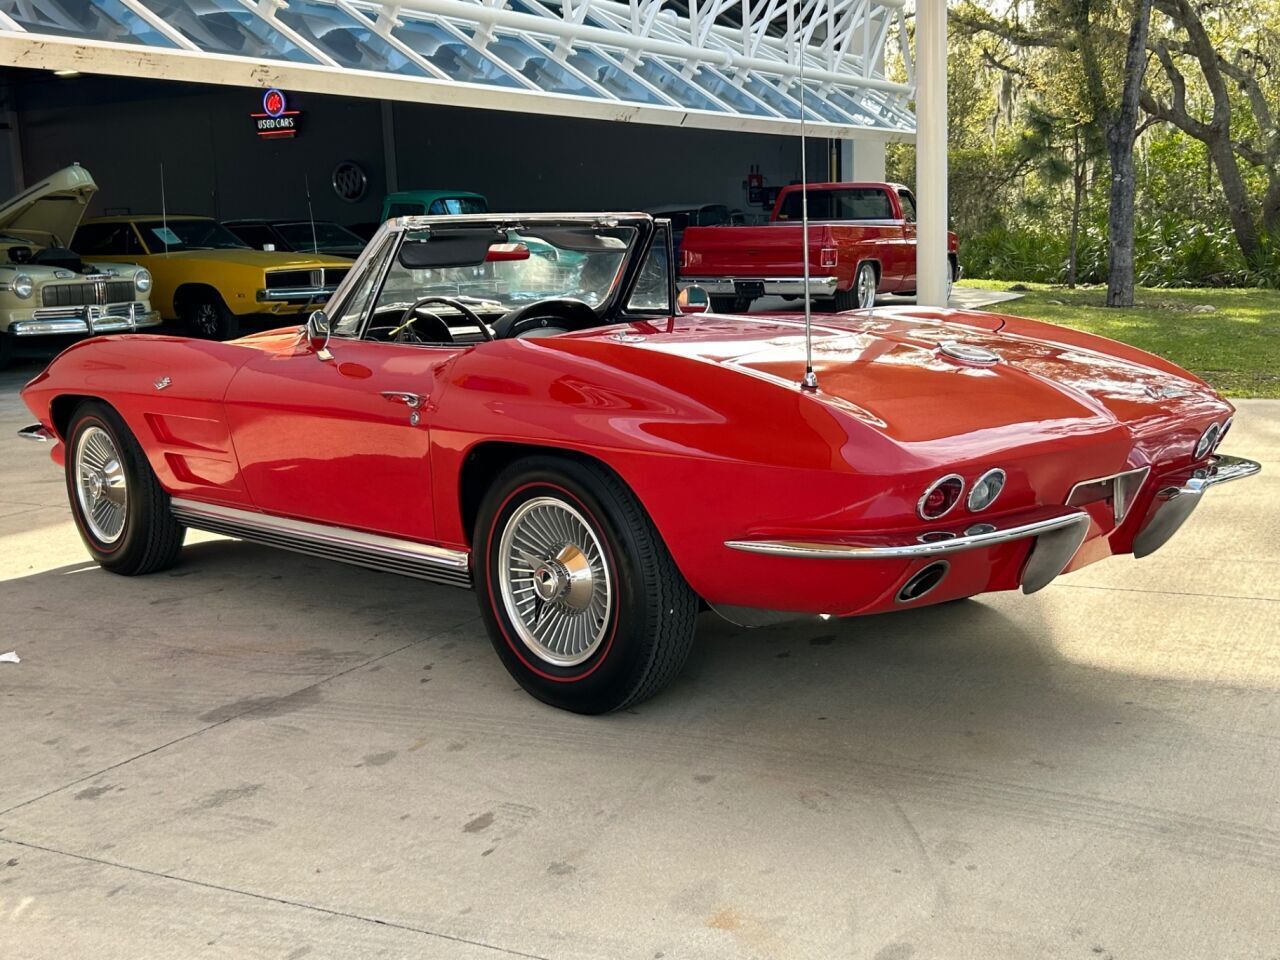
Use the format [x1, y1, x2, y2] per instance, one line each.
[1104, 0, 1155, 306]
[1141, 0, 1280, 266]
[952, 1, 1156, 305]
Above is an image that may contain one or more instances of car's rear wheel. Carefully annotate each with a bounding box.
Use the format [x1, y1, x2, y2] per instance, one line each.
[474, 455, 698, 714]
[710, 295, 753, 314]
[180, 291, 239, 340]
[65, 400, 185, 575]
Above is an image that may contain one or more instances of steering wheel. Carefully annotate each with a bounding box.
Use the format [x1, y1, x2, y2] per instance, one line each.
[393, 296, 492, 342]
[491, 298, 598, 340]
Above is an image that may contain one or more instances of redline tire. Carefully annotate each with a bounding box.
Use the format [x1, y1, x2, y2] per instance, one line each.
[65, 400, 185, 575]
[474, 455, 699, 714]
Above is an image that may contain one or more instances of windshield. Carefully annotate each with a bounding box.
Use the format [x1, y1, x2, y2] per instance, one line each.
[136, 219, 250, 252]
[375, 225, 635, 314]
[276, 222, 365, 250]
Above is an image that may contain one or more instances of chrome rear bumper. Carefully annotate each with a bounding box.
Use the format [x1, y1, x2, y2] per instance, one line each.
[725, 507, 1091, 595]
[18, 424, 54, 442]
[1133, 453, 1261, 558]
[683, 276, 841, 298]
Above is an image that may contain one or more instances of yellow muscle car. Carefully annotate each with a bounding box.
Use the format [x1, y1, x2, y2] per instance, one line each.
[72, 215, 351, 339]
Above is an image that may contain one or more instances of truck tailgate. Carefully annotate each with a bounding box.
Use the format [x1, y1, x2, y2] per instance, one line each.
[680, 223, 879, 278]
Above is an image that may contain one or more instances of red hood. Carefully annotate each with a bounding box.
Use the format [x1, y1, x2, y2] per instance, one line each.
[569, 308, 1228, 449]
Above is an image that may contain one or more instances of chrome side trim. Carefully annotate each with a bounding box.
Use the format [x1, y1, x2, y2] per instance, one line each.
[18, 424, 54, 442]
[724, 510, 1091, 561]
[169, 498, 472, 589]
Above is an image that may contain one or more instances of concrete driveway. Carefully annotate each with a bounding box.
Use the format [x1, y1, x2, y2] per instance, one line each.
[1, 359, 1277, 960]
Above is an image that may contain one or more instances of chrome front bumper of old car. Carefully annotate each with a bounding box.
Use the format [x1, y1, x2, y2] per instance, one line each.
[683, 276, 841, 298]
[9, 303, 161, 336]
[726, 506, 1092, 595]
[1133, 453, 1261, 558]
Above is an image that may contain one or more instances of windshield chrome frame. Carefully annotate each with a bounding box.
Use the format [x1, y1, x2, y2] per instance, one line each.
[323, 213, 660, 341]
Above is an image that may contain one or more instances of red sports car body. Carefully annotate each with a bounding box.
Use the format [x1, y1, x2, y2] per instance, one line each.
[18, 213, 1260, 713]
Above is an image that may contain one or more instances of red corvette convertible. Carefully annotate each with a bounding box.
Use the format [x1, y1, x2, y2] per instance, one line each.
[19, 213, 1260, 713]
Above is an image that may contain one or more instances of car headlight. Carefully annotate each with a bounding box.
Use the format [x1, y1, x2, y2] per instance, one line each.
[134, 268, 152, 293]
[12, 273, 33, 299]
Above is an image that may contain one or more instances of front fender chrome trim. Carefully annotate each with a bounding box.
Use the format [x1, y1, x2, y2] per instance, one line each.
[170, 498, 471, 589]
[725, 510, 1091, 562]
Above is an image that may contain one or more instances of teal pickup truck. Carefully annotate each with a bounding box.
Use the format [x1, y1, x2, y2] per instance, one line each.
[381, 189, 489, 219]
[350, 190, 491, 240]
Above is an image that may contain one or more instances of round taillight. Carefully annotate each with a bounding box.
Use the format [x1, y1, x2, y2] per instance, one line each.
[967, 468, 1006, 512]
[918, 475, 964, 520]
[1194, 422, 1220, 460]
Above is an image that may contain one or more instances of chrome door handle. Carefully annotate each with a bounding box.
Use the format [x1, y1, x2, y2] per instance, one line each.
[381, 391, 425, 409]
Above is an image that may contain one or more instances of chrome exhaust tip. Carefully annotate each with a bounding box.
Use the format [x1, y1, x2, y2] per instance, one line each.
[896, 561, 949, 604]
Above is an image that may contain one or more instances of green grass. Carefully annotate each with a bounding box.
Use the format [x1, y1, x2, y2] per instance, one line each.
[958, 280, 1280, 398]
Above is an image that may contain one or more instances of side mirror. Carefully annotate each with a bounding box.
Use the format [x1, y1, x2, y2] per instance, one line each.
[305, 309, 332, 361]
[677, 285, 710, 315]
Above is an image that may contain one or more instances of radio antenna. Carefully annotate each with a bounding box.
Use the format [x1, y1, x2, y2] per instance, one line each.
[305, 173, 318, 253]
[160, 163, 169, 254]
[798, 47, 818, 392]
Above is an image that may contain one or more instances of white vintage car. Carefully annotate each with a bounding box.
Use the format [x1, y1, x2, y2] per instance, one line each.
[0, 165, 159, 368]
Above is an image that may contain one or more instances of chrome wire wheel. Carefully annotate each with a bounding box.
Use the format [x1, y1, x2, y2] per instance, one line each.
[74, 425, 127, 544]
[856, 264, 876, 309]
[497, 496, 613, 667]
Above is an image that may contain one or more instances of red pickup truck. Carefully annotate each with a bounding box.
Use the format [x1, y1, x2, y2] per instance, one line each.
[678, 181, 959, 313]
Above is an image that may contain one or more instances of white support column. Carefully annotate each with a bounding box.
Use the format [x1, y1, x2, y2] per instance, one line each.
[914, 0, 948, 306]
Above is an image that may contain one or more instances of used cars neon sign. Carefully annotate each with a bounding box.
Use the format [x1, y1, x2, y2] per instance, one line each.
[253, 89, 301, 139]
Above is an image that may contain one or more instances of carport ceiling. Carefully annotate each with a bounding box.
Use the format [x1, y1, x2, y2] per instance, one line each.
[0, 0, 916, 139]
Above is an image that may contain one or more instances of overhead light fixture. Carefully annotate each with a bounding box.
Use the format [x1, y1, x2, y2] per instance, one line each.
[53, 69, 80, 78]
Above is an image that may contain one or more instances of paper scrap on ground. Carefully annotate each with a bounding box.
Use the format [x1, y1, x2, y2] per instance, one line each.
[0, 651, 19, 664]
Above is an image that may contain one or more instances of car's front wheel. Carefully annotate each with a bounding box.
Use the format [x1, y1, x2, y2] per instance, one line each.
[65, 401, 185, 575]
[474, 455, 698, 714]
